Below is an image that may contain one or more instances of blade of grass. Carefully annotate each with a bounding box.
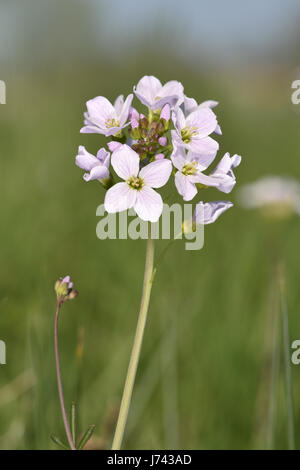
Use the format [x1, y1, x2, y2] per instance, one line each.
[280, 275, 295, 450]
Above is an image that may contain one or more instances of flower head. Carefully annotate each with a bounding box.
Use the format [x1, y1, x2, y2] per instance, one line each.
[81, 94, 133, 137]
[183, 96, 221, 135]
[134, 75, 184, 110]
[238, 176, 300, 219]
[210, 152, 242, 194]
[104, 145, 172, 222]
[193, 201, 234, 225]
[55, 276, 78, 303]
[171, 146, 223, 201]
[75, 146, 111, 186]
[171, 106, 219, 156]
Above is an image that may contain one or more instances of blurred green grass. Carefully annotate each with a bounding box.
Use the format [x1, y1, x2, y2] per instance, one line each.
[1, 58, 300, 449]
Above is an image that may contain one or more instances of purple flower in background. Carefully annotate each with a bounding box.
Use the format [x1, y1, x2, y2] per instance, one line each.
[81, 94, 133, 136]
[171, 146, 223, 201]
[134, 76, 184, 110]
[75, 146, 110, 182]
[193, 201, 233, 225]
[210, 152, 242, 193]
[104, 145, 172, 222]
[171, 106, 219, 156]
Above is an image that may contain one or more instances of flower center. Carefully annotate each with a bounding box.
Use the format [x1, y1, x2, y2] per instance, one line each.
[105, 118, 120, 129]
[181, 126, 198, 144]
[182, 161, 198, 176]
[126, 176, 144, 191]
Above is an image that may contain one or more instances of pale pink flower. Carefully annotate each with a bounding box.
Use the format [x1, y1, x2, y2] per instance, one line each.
[104, 145, 172, 222]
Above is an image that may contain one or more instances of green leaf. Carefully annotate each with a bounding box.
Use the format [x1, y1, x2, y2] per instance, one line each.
[50, 433, 69, 450]
[77, 424, 95, 450]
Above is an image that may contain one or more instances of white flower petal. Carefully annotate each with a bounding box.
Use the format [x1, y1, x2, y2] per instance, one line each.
[119, 93, 134, 126]
[194, 201, 233, 224]
[175, 172, 197, 201]
[186, 108, 218, 138]
[86, 96, 116, 128]
[76, 146, 99, 171]
[134, 187, 163, 222]
[134, 75, 162, 108]
[83, 165, 109, 182]
[111, 145, 140, 180]
[139, 159, 172, 188]
[104, 182, 136, 213]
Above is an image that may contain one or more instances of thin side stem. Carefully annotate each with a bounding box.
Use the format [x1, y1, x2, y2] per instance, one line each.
[54, 302, 76, 450]
[112, 231, 155, 450]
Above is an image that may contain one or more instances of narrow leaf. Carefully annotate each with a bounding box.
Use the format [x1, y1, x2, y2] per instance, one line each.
[50, 433, 69, 450]
[77, 424, 95, 450]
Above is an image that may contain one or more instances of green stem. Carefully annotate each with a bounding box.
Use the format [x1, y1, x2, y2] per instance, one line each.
[111, 230, 155, 450]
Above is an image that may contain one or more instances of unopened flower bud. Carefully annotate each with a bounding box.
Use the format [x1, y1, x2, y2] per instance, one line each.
[158, 136, 167, 147]
[140, 117, 149, 129]
[55, 276, 78, 303]
[155, 153, 165, 160]
[107, 141, 122, 152]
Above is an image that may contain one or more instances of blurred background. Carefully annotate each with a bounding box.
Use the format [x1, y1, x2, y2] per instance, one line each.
[1, 0, 300, 450]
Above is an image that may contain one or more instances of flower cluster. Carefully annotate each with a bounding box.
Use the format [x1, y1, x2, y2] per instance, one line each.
[76, 75, 241, 224]
[238, 176, 300, 219]
[55, 276, 78, 303]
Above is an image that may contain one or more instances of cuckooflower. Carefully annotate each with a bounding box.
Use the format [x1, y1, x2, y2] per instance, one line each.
[171, 146, 223, 201]
[210, 152, 242, 193]
[55, 275, 78, 303]
[80, 94, 133, 136]
[171, 106, 219, 156]
[104, 145, 172, 222]
[183, 96, 221, 135]
[193, 200, 234, 224]
[75, 146, 110, 183]
[134, 75, 184, 110]
[238, 176, 300, 217]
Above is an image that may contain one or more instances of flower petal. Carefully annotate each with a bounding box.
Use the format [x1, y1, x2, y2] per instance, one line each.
[86, 96, 116, 127]
[134, 75, 162, 108]
[104, 182, 136, 213]
[114, 95, 124, 115]
[134, 187, 163, 222]
[187, 151, 216, 171]
[111, 145, 140, 180]
[75, 146, 99, 171]
[188, 136, 219, 157]
[175, 172, 197, 201]
[139, 159, 172, 188]
[83, 165, 109, 182]
[194, 201, 233, 224]
[119, 93, 134, 126]
[186, 108, 218, 138]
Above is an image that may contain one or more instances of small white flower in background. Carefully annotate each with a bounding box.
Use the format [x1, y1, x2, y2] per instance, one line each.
[76, 74, 241, 224]
[238, 176, 300, 218]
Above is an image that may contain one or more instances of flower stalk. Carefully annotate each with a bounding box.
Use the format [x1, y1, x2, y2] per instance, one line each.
[54, 301, 76, 450]
[112, 229, 155, 450]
